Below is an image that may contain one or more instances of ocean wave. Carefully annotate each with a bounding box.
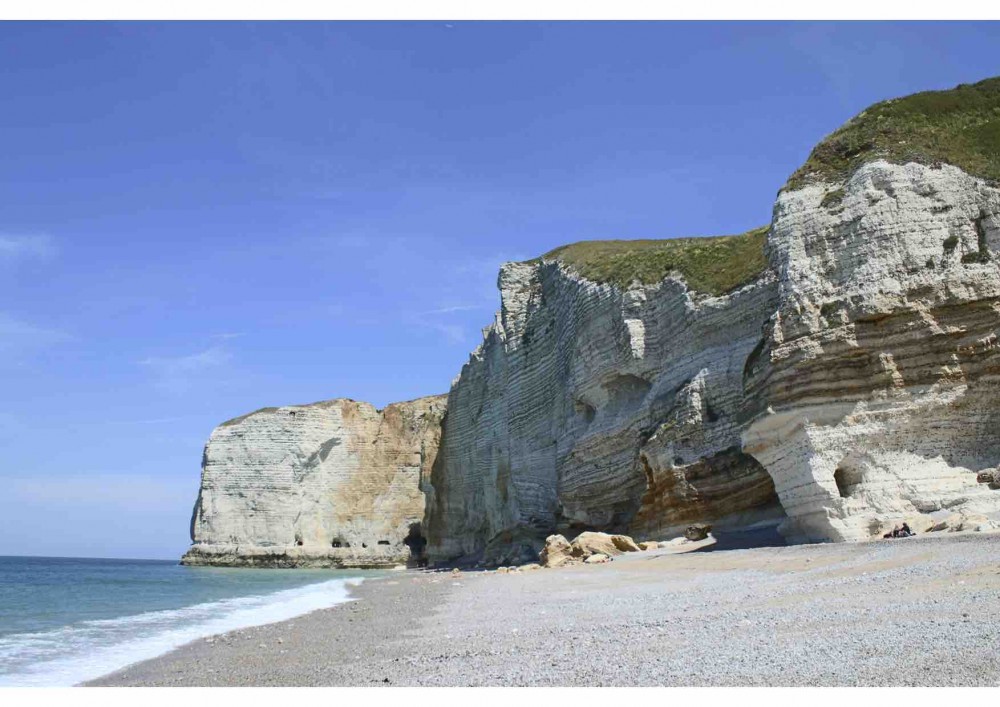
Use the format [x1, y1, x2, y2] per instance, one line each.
[0, 576, 362, 687]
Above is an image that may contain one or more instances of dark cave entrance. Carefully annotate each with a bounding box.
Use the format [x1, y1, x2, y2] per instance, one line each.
[404, 522, 428, 567]
[834, 466, 862, 498]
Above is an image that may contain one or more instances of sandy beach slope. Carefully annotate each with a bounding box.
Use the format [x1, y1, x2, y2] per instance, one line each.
[87, 533, 1000, 687]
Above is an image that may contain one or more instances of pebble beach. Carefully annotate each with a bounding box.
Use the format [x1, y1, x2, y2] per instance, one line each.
[87, 532, 1000, 687]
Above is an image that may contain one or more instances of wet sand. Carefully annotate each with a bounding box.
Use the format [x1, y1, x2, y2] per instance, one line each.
[87, 532, 1000, 687]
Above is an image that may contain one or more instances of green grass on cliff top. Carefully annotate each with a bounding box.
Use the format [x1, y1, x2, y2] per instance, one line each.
[531, 226, 768, 296]
[525, 77, 1000, 295]
[786, 75, 1000, 189]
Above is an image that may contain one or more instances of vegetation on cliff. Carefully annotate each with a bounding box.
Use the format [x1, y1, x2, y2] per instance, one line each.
[786, 75, 1000, 190]
[533, 226, 769, 295]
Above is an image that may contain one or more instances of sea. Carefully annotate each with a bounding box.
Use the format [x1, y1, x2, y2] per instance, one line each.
[0, 555, 375, 687]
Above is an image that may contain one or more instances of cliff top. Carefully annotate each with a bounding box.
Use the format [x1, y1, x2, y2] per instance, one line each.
[786, 75, 1000, 190]
[532, 225, 768, 296]
[217, 394, 447, 428]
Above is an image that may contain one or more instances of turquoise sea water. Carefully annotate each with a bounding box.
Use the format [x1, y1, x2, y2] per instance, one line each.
[0, 555, 374, 687]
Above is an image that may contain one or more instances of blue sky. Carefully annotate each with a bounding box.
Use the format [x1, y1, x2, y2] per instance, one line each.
[1, 21, 998, 559]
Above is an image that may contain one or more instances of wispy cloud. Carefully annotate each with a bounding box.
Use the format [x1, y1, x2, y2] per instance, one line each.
[0, 313, 70, 362]
[397, 252, 524, 346]
[424, 321, 469, 345]
[139, 346, 233, 395]
[419, 304, 488, 315]
[0, 234, 57, 260]
[411, 301, 499, 346]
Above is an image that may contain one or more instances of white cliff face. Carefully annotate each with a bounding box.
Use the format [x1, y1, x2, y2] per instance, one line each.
[744, 161, 1000, 542]
[181, 163, 1000, 565]
[424, 258, 783, 565]
[183, 395, 445, 567]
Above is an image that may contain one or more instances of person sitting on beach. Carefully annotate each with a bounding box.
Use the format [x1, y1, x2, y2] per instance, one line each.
[884, 524, 901, 539]
[884, 522, 915, 539]
[882, 520, 922, 539]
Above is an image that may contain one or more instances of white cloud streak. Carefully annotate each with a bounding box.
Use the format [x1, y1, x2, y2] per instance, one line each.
[419, 304, 488, 315]
[0, 234, 57, 260]
[0, 313, 70, 361]
[139, 346, 233, 395]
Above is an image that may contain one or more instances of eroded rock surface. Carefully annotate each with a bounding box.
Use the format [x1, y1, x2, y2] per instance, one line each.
[539, 534, 575, 568]
[744, 161, 1000, 542]
[570, 531, 640, 557]
[423, 255, 784, 565]
[182, 395, 446, 568]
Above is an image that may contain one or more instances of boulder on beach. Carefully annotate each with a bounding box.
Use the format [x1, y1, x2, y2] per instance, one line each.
[685, 524, 712, 541]
[657, 533, 718, 554]
[584, 553, 611, 564]
[570, 531, 641, 558]
[539, 532, 643, 567]
[927, 512, 998, 533]
[638, 541, 659, 551]
[949, 513, 996, 532]
[539, 534, 577, 568]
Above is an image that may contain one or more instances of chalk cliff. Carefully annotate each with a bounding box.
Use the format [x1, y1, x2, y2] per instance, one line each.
[182, 395, 445, 568]
[423, 234, 785, 566]
[741, 77, 1000, 542]
[743, 163, 1000, 542]
[182, 77, 1000, 567]
[423, 77, 1000, 562]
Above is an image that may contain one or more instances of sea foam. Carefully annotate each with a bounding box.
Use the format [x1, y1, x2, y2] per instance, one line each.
[0, 576, 361, 687]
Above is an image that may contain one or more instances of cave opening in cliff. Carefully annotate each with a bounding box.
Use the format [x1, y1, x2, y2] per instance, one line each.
[574, 398, 596, 424]
[834, 466, 862, 498]
[602, 374, 652, 414]
[404, 522, 427, 567]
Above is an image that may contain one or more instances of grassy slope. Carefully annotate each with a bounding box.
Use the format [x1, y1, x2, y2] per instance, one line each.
[529, 76, 1000, 293]
[786, 75, 1000, 190]
[531, 226, 769, 296]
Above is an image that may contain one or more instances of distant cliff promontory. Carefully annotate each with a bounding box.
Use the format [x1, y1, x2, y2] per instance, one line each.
[183, 396, 444, 567]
